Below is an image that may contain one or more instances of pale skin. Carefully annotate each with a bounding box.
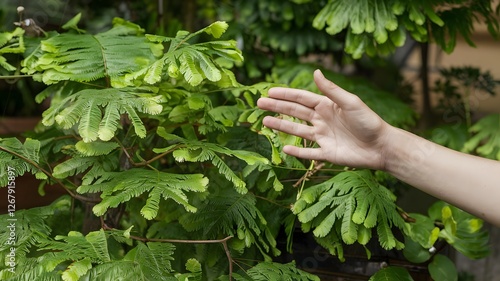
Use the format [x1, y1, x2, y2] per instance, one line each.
[257, 69, 500, 227]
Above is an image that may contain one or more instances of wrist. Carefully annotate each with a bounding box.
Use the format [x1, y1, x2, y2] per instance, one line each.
[379, 125, 411, 173]
[380, 125, 439, 181]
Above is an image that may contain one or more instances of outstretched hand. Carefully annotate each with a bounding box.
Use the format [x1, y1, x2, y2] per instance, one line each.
[259, 70, 500, 226]
[257, 70, 392, 170]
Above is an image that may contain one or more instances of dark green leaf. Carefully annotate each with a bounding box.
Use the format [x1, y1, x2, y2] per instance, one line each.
[428, 255, 458, 281]
[403, 236, 432, 264]
[369, 266, 414, 281]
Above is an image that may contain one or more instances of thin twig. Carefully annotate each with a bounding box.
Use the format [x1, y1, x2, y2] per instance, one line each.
[101, 220, 234, 280]
[293, 160, 325, 188]
[114, 137, 183, 167]
[253, 194, 291, 209]
[0, 145, 100, 203]
[0, 74, 34, 80]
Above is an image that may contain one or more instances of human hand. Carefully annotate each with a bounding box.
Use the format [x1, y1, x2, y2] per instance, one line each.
[257, 70, 393, 170]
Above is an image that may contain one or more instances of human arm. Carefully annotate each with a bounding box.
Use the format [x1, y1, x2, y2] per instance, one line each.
[257, 69, 500, 226]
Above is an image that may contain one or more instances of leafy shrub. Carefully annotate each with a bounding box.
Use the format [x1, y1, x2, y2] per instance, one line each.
[0, 1, 498, 280]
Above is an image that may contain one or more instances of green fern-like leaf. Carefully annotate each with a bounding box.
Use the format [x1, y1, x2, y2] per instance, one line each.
[74, 140, 119, 156]
[83, 261, 143, 281]
[164, 90, 230, 134]
[42, 87, 164, 142]
[127, 242, 175, 280]
[312, 0, 497, 57]
[292, 170, 405, 253]
[80, 242, 177, 281]
[179, 188, 279, 259]
[0, 197, 71, 265]
[155, 127, 269, 193]
[432, 3, 499, 53]
[51, 149, 119, 186]
[33, 230, 177, 280]
[128, 22, 243, 87]
[52, 156, 97, 179]
[314, 230, 345, 262]
[39, 230, 111, 273]
[209, 104, 242, 127]
[463, 113, 500, 160]
[62, 258, 92, 281]
[231, 261, 320, 281]
[175, 258, 202, 281]
[0, 27, 26, 71]
[22, 18, 160, 86]
[77, 169, 208, 219]
[0, 258, 61, 281]
[242, 162, 284, 192]
[0, 138, 46, 186]
[312, 0, 410, 58]
[430, 123, 469, 151]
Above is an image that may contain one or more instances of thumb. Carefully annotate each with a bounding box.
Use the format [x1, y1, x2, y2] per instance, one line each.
[314, 69, 358, 109]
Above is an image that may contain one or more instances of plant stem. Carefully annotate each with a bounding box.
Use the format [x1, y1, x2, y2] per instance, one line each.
[114, 136, 183, 167]
[0, 74, 33, 80]
[101, 219, 234, 280]
[253, 193, 291, 209]
[0, 145, 100, 203]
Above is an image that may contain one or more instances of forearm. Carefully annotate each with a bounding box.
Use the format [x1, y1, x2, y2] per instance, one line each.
[383, 127, 500, 226]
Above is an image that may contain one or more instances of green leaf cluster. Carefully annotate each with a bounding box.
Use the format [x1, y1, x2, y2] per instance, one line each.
[180, 189, 280, 260]
[0, 4, 494, 280]
[23, 17, 244, 144]
[0, 197, 71, 269]
[430, 66, 499, 157]
[231, 261, 320, 281]
[130, 21, 242, 87]
[0, 16, 310, 279]
[292, 170, 406, 261]
[0, 138, 46, 185]
[313, 0, 499, 57]
[155, 127, 269, 194]
[78, 169, 208, 219]
[41, 87, 164, 142]
[22, 18, 159, 86]
[463, 114, 500, 160]
[0, 27, 25, 71]
[3, 229, 179, 281]
[429, 202, 490, 259]
[227, 0, 342, 56]
[399, 201, 490, 281]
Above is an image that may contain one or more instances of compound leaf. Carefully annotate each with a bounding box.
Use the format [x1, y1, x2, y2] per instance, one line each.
[232, 261, 319, 281]
[0, 138, 45, 185]
[156, 127, 269, 193]
[463, 113, 500, 160]
[77, 169, 208, 219]
[42, 87, 163, 142]
[292, 170, 405, 252]
[24, 19, 159, 86]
